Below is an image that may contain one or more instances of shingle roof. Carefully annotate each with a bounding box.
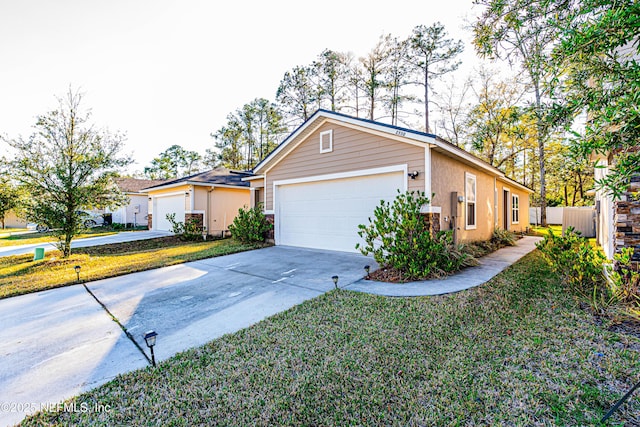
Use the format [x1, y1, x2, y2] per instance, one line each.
[142, 168, 251, 191]
[115, 178, 168, 193]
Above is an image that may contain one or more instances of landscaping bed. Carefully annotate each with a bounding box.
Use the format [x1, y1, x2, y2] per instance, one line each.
[21, 251, 640, 426]
[0, 237, 266, 299]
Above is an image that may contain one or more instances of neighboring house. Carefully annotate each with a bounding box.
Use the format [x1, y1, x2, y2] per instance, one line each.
[106, 178, 167, 227]
[2, 210, 28, 228]
[143, 169, 250, 235]
[247, 109, 532, 253]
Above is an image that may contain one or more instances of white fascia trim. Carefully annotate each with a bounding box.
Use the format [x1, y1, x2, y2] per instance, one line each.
[146, 181, 249, 192]
[241, 175, 265, 182]
[151, 191, 188, 198]
[424, 146, 432, 201]
[264, 210, 274, 214]
[498, 177, 533, 194]
[207, 184, 251, 191]
[435, 143, 502, 177]
[273, 164, 409, 188]
[185, 210, 205, 214]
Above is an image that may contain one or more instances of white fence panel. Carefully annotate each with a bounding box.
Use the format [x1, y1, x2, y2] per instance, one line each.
[529, 207, 564, 225]
[562, 207, 596, 238]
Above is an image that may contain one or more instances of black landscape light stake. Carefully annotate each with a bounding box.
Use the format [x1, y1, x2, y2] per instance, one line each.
[332, 275, 339, 289]
[364, 265, 370, 278]
[74, 265, 81, 282]
[143, 330, 158, 367]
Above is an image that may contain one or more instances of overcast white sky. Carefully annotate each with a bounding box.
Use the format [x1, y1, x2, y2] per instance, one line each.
[0, 0, 488, 174]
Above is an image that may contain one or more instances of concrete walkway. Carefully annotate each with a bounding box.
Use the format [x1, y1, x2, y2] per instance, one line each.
[0, 230, 173, 257]
[345, 236, 542, 296]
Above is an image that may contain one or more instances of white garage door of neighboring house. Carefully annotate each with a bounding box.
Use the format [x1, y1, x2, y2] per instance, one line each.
[154, 195, 185, 232]
[276, 171, 405, 253]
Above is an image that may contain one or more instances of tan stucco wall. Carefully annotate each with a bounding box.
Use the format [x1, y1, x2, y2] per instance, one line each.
[193, 186, 208, 211]
[431, 151, 496, 242]
[262, 122, 426, 210]
[208, 187, 250, 234]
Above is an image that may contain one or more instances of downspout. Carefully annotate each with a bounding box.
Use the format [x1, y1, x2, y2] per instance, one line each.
[494, 177, 498, 227]
[207, 186, 214, 237]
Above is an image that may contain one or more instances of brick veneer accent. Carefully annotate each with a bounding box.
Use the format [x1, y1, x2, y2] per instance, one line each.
[265, 213, 275, 242]
[614, 174, 640, 265]
[420, 212, 441, 235]
[185, 213, 204, 234]
[147, 213, 152, 230]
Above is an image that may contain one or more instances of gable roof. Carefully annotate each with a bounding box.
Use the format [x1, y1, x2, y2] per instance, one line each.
[115, 178, 168, 194]
[142, 168, 250, 192]
[252, 109, 532, 193]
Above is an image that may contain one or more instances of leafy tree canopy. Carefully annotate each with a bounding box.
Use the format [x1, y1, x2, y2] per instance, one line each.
[552, 0, 640, 197]
[3, 89, 131, 257]
[144, 144, 202, 180]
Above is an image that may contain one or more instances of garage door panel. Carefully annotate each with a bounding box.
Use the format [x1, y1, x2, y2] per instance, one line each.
[277, 172, 404, 252]
[155, 195, 185, 232]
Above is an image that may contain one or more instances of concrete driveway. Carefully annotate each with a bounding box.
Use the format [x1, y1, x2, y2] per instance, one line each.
[0, 246, 374, 426]
[0, 230, 173, 257]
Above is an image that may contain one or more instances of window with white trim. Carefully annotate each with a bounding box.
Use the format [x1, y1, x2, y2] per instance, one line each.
[465, 172, 476, 229]
[512, 194, 520, 224]
[319, 130, 333, 153]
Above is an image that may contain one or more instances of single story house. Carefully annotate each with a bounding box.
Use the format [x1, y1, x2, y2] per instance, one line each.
[143, 169, 250, 235]
[246, 109, 532, 253]
[106, 178, 167, 227]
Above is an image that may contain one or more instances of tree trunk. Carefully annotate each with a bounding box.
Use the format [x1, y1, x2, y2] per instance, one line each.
[424, 65, 430, 133]
[534, 83, 547, 227]
[578, 171, 584, 200]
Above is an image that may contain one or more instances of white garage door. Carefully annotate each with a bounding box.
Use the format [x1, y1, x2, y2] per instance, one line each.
[154, 195, 185, 232]
[276, 171, 405, 252]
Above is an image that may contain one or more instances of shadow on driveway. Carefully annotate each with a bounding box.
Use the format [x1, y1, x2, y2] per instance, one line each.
[0, 246, 374, 426]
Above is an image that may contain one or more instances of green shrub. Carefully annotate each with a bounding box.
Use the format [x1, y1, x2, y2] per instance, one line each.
[229, 204, 272, 243]
[357, 191, 471, 281]
[536, 227, 609, 309]
[166, 213, 203, 241]
[491, 227, 516, 247]
[607, 248, 640, 319]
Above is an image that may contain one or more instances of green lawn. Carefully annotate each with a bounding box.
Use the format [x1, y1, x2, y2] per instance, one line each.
[21, 251, 640, 426]
[530, 224, 563, 236]
[0, 237, 266, 299]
